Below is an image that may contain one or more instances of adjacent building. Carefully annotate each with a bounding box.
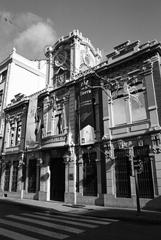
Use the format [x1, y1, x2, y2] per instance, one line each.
[101, 39, 161, 209]
[1, 94, 29, 198]
[0, 48, 46, 153]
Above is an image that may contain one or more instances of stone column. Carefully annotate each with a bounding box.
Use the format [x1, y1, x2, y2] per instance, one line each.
[63, 96, 69, 134]
[17, 164, 23, 192]
[25, 157, 29, 192]
[63, 152, 70, 194]
[144, 61, 160, 129]
[17, 159, 24, 199]
[70, 33, 81, 77]
[39, 152, 50, 201]
[9, 161, 13, 192]
[0, 162, 5, 191]
[45, 46, 53, 88]
[36, 159, 40, 193]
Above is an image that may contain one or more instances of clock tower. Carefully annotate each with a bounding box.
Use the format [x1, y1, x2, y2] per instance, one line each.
[45, 29, 102, 88]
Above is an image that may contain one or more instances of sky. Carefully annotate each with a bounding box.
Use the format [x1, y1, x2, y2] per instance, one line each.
[0, 0, 161, 62]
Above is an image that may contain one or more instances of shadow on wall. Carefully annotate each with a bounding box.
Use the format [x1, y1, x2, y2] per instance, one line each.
[143, 196, 161, 212]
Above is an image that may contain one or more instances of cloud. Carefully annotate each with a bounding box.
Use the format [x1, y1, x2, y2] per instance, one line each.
[14, 22, 57, 59]
[0, 10, 57, 61]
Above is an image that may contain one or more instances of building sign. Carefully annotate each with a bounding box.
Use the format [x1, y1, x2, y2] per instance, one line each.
[79, 79, 95, 145]
[42, 135, 67, 145]
[25, 93, 39, 148]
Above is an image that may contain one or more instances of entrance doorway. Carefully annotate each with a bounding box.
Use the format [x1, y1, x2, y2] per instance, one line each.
[83, 152, 97, 196]
[50, 158, 65, 201]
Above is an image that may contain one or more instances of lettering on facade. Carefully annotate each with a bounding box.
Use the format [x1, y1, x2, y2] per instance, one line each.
[42, 135, 66, 145]
[79, 79, 95, 145]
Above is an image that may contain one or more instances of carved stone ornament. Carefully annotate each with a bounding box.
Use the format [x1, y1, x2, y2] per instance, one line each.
[151, 133, 161, 154]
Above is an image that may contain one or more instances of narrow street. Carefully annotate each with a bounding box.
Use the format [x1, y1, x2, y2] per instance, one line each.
[0, 200, 161, 240]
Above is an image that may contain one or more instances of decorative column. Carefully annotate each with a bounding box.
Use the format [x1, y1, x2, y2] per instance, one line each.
[151, 133, 161, 195]
[4, 115, 10, 149]
[71, 145, 77, 205]
[70, 32, 81, 77]
[0, 158, 5, 192]
[63, 152, 70, 195]
[63, 95, 69, 134]
[9, 161, 13, 192]
[45, 46, 54, 88]
[144, 60, 160, 129]
[39, 152, 50, 201]
[17, 153, 25, 198]
[103, 140, 115, 195]
[25, 155, 29, 192]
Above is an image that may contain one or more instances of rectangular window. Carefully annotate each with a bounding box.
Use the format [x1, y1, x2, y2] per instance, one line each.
[112, 84, 147, 126]
[4, 163, 10, 191]
[0, 70, 7, 83]
[113, 98, 127, 125]
[10, 123, 15, 147]
[54, 112, 63, 135]
[15, 121, 22, 145]
[11, 161, 18, 191]
[131, 92, 147, 122]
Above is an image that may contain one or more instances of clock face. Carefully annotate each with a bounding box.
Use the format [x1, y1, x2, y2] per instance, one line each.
[83, 52, 94, 67]
[55, 51, 67, 67]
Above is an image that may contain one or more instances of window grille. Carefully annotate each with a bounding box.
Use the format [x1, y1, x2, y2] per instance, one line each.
[83, 152, 97, 196]
[134, 146, 154, 198]
[115, 149, 131, 198]
[28, 159, 37, 193]
[4, 163, 10, 191]
[11, 161, 18, 192]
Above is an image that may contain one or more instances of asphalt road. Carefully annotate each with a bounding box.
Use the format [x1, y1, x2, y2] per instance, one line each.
[0, 200, 161, 240]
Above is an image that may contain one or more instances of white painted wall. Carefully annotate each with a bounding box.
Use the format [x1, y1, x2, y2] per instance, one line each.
[6, 59, 46, 105]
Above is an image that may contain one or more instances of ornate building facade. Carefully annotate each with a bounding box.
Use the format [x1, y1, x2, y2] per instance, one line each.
[101, 40, 161, 209]
[0, 94, 28, 198]
[36, 30, 103, 204]
[1, 30, 161, 210]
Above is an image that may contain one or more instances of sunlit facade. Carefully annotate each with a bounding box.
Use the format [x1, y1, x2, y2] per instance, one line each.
[1, 31, 161, 210]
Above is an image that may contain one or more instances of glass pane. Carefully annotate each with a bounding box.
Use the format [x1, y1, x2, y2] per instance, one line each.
[113, 98, 126, 125]
[131, 92, 147, 122]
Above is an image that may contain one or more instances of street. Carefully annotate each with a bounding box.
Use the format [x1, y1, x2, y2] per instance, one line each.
[0, 200, 161, 240]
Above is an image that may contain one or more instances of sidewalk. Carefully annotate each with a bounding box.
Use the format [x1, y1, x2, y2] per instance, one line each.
[1, 196, 161, 224]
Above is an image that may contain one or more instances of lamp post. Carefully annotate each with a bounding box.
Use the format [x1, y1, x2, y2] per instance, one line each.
[134, 167, 141, 214]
